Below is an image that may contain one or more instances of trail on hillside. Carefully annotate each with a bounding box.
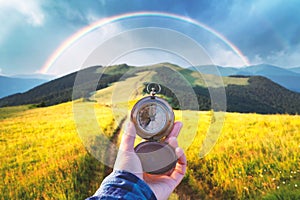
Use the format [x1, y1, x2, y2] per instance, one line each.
[103, 116, 127, 176]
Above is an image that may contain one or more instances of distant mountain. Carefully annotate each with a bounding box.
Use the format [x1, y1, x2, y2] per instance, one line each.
[0, 76, 48, 98]
[12, 73, 56, 80]
[1, 63, 300, 114]
[237, 64, 297, 76]
[189, 65, 238, 76]
[168, 65, 300, 114]
[0, 64, 134, 107]
[195, 64, 300, 92]
[288, 67, 300, 74]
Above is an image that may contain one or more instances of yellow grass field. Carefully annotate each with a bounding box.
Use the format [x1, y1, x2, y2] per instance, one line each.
[0, 101, 299, 199]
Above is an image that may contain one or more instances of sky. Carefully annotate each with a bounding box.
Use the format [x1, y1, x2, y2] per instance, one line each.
[0, 0, 299, 77]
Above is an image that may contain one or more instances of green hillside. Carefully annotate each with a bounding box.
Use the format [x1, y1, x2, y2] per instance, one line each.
[1, 63, 300, 114]
[0, 64, 134, 107]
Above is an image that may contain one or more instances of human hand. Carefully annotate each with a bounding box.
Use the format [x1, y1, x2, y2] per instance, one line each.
[114, 121, 187, 200]
[114, 121, 144, 179]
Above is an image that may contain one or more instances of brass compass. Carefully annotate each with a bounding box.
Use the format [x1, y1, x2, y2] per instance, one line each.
[131, 83, 177, 174]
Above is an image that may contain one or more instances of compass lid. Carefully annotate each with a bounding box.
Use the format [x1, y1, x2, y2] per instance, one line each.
[134, 141, 177, 174]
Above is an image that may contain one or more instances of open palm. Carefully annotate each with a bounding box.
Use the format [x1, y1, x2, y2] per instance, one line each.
[114, 121, 187, 200]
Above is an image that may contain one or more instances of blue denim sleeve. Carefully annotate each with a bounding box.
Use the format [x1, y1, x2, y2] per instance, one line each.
[86, 170, 157, 200]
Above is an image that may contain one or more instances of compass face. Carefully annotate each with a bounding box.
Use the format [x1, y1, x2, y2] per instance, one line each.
[137, 103, 167, 134]
[131, 96, 174, 140]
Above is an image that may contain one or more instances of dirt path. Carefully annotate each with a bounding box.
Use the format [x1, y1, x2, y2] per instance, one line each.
[103, 116, 127, 176]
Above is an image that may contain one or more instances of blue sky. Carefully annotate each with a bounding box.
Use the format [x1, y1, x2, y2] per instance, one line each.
[0, 0, 299, 76]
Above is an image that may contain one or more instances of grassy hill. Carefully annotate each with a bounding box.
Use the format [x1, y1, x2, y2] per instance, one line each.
[1, 63, 300, 114]
[1, 101, 299, 199]
[1, 63, 299, 199]
[0, 64, 134, 107]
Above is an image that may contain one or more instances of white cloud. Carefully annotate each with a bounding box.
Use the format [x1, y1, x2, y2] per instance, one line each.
[45, 22, 125, 76]
[45, 26, 215, 76]
[0, 67, 6, 76]
[47, 1, 102, 25]
[86, 12, 101, 24]
[251, 44, 300, 68]
[252, 54, 264, 64]
[0, 0, 45, 26]
[207, 43, 249, 67]
[83, 27, 212, 68]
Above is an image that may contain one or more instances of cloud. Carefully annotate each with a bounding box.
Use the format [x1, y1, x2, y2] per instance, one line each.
[0, 67, 6, 76]
[44, 1, 104, 26]
[86, 12, 102, 24]
[252, 44, 300, 67]
[0, 0, 45, 26]
[213, 0, 300, 67]
[84, 27, 213, 67]
[0, 0, 45, 48]
[206, 43, 248, 67]
[45, 21, 125, 76]
[45, 25, 216, 76]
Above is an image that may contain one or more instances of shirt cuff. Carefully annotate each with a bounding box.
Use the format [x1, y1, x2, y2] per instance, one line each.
[86, 170, 157, 200]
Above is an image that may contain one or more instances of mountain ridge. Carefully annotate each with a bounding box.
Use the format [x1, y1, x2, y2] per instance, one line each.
[11, 73, 55, 80]
[289, 67, 300, 74]
[194, 64, 300, 92]
[1, 63, 300, 114]
[0, 75, 48, 98]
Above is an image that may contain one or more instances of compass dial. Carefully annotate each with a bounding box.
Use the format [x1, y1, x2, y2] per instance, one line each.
[137, 103, 167, 134]
[131, 96, 174, 140]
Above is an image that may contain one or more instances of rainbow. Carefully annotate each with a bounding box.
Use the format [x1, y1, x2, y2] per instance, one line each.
[39, 11, 250, 74]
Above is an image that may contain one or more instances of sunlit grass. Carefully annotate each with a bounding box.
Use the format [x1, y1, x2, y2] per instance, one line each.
[0, 102, 110, 199]
[183, 112, 300, 199]
[1, 102, 299, 199]
[191, 72, 249, 87]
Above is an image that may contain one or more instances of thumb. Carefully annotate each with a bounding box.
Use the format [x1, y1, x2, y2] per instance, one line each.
[119, 121, 136, 152]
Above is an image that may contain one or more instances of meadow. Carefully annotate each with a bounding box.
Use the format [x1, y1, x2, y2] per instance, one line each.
[0, 101, 299, 199]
